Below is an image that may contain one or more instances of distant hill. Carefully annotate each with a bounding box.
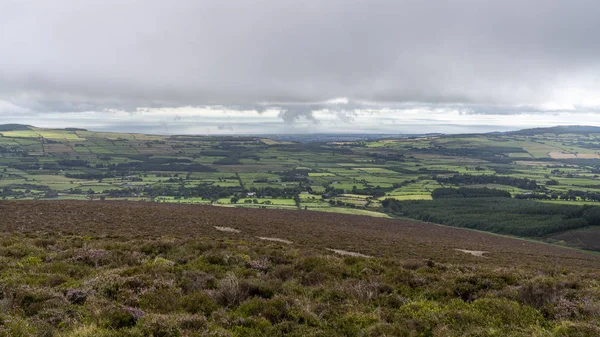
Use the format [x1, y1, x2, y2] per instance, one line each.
[0, 124, 32, 131]
[0, 125, 89, 132]
[509, 125, 600, 135]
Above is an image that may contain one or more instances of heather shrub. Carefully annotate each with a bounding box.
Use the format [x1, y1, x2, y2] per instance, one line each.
[214, 274, 249, 307]
[101, 305, 144, 329]
[179, 291, 217, 316]
[0, 216, 597, 336]
[137, 314, 181, 337]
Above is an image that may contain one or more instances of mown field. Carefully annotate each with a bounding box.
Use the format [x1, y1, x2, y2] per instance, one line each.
[2, 124, 600, 252]
[0, 201, 600, 336]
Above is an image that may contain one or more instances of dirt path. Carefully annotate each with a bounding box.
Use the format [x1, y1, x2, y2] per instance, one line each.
[455, 249, 487, 257]
[214, 226, 240, 233]
[257, 237, 293, 244]
[326, 248, 371, 258]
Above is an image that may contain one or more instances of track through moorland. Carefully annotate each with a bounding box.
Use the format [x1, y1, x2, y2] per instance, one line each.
[1, 201, 599, 269]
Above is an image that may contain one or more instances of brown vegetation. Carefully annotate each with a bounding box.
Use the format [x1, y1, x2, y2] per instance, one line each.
[0, 201, 599, 336]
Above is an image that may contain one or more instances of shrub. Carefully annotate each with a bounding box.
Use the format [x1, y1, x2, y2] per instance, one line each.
[140, 241, 176, 256]
[138, 288, 181, 313]
[148, 257, 175, 267]
[177, 314, 208, 331]
[553, 322, 600, 337]
[518, 277, 559, 311]
[203, 252, 230, 266]
[246, 278, 280, 299]
[272, 265, 294, 281]
[238, 297, 290, 324]
[137, 314, 181, 337]
[0, 315, 37, 336]
[13, 287, 68, 317]
[179, 292, 217, 316]
[214, 274, 249, 307]
[178, 270, 217, 293]
[101, 306, 143, 329]
[66, 289, 88, 305]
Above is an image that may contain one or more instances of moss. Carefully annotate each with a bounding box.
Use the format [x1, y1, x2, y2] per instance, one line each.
[20, 256, 43, 267]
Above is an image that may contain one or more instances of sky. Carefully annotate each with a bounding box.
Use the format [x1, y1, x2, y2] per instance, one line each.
[1, 0, 600, 134]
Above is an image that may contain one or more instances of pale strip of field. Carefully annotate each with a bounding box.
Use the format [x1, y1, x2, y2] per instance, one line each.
[379, 195, 432, 201]
[507, 152, 533, 158]
[309, 207, 391, 218]
[260, 138, 294, 145]
[340, 194, 371, 199]
[352, 167, 397, 173]
[0, 130, 41, 138]
[516, 160, 570, 166]
[577, 153, 600, 159]
[308, 172, 336, 177]
[548, 152, 577, 159]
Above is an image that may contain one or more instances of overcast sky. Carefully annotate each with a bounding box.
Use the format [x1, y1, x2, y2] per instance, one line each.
[1, 0, 600, 134]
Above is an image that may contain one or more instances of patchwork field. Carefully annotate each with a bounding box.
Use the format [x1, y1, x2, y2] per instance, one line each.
[2, 124, 600, 253]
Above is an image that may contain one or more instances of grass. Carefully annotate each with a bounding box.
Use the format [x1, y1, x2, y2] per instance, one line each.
[308, 206, 391, 218]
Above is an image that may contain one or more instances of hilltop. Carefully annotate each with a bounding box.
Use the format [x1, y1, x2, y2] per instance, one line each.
[0, 124, 32, 131]
[509, 125, 600, 136]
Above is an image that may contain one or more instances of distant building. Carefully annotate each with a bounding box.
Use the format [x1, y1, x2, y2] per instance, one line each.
[246, 192, 256, 197]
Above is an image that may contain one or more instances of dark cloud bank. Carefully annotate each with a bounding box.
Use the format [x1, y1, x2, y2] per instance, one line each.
[1, 0, 599, 128]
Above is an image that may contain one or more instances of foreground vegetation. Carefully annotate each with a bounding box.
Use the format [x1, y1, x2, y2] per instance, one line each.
[1, 201, 600, 336]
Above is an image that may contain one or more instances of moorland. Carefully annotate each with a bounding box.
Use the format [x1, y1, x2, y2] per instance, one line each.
[0, 201, 599, 336]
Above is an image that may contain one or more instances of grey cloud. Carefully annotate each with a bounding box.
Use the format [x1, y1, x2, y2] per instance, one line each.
[217, 124, 234, 131]
[0, 0, 599, 120]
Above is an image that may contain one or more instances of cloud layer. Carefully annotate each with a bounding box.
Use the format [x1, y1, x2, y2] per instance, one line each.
[1, 0, 599, 131]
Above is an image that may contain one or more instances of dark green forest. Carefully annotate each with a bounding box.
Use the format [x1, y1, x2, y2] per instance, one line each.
[383, 197, 600, 237]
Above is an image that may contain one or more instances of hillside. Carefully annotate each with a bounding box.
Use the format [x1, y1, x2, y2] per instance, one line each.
[0, 124, 32, 131]
[509, 125, 600, 136]
[0, 200, 599, 336]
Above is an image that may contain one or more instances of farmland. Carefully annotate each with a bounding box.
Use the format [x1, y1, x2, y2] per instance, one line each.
[2, 124, 600, 252]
